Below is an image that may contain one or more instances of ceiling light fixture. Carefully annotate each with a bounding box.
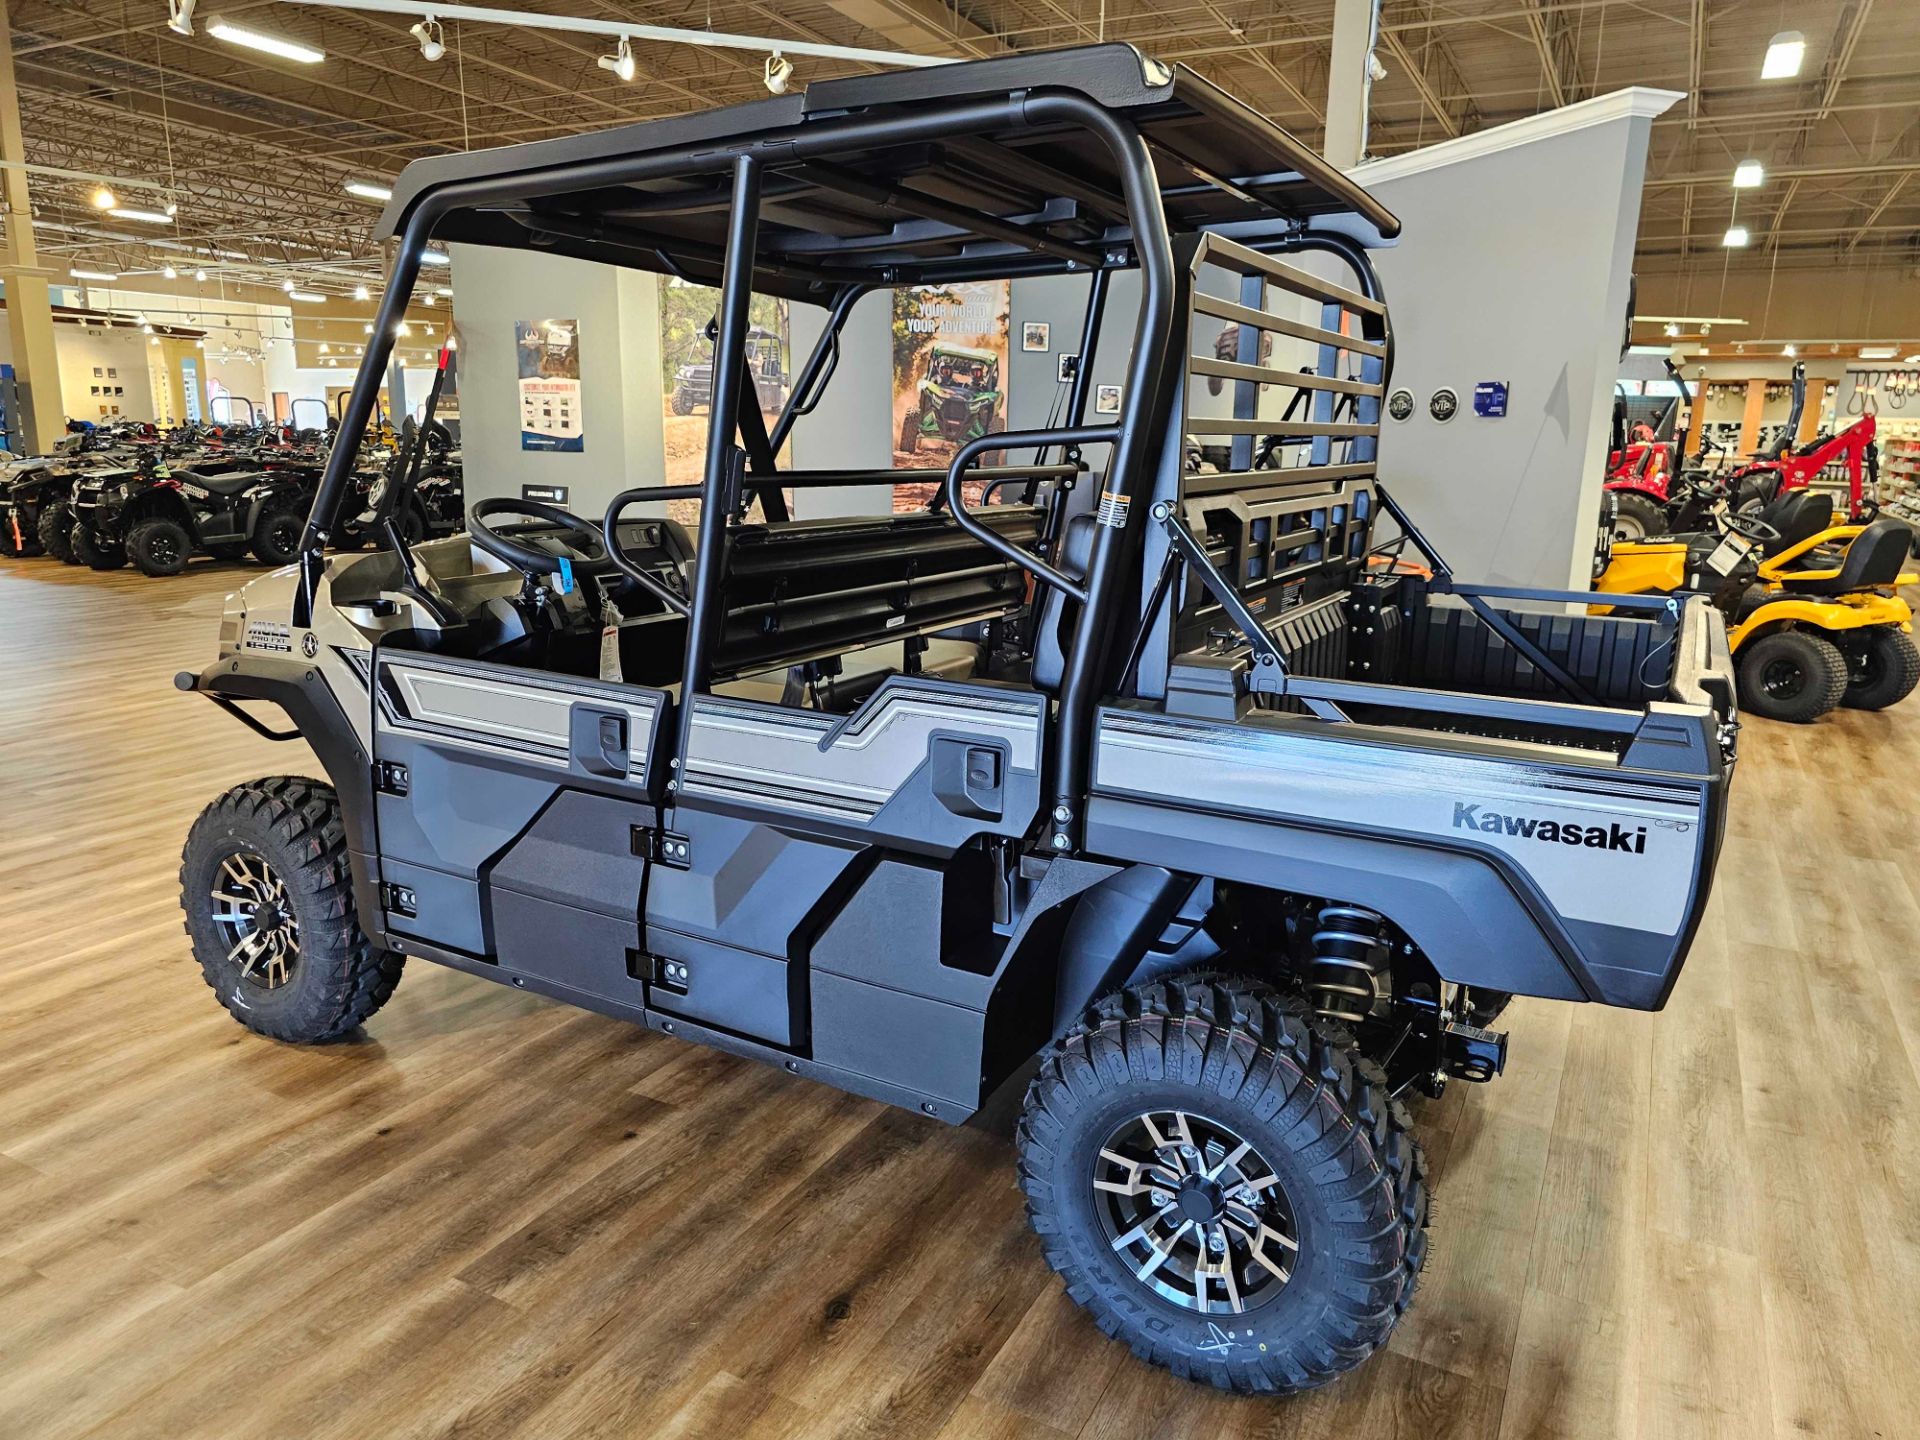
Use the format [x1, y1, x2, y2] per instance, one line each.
[422, 294, 435, 305]
[167, 0, 196, 37]
[345, 181, 393, 202]
[599, 34, 637, 82]
[195, 268, 208, 281]
[90, 186, 116, 209]
[1732, 160, 1764, 189]
[282, 278, 297, 293]
[1782, 344, 1797, 357]
[1664, 323, 1680, 337]
[1761, 30, 1805, 80]
[165, 200, 179, 217]
[764, 51, 793, 94]
[1858, 346, 1898, 360]
[206, 14, 325, 64]
[1723, 225, 1750, 248]
[419, 249, 450, 266]
[409, 16, 446, 62]
[70, 267, 119, 281]
[354, 283, 371, 300]
[163, 264, 178, 279]
[289, 290, 326, 303]
[108, 207, 175, 225]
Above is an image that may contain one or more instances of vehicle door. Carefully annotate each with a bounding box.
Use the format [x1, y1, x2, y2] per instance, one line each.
[368, 644, 670, 1005]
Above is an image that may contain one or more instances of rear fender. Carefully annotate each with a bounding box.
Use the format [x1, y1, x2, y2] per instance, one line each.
[1730, 593, 1911, 648]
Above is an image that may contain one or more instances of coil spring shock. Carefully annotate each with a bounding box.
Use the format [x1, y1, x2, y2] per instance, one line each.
[1308, 904, 1388, 1024]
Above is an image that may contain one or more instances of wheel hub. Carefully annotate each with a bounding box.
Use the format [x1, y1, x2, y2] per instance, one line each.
[208, 850, 300, 990]
[1093, 1108, 1300, 1316]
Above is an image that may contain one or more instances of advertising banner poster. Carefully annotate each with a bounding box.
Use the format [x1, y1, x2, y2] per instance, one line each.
[891, 281, 1010, 508]
[516, 318, 584, 452]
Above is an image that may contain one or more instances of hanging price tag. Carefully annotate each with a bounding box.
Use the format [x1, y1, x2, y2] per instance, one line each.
[599, 598, 623, 683]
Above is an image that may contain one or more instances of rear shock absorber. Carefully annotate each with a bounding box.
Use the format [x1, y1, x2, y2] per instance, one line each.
[1307, 903, 1388, 1024]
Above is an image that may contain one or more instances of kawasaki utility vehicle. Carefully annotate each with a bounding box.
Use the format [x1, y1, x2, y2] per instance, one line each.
[670, 324, 786, 416]
[176, 47, 1736, 1396]
[900, 340, 1005, 454]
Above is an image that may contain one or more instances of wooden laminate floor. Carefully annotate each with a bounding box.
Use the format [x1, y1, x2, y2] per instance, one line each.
[3, 557, 1918, 1440]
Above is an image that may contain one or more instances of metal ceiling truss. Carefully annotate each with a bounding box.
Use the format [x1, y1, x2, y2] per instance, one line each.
[3, 0, 1916, 300]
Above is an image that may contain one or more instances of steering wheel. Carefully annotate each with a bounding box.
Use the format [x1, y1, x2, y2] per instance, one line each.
[1723, 509, 1780, 544]
[468, 497, 617, 577]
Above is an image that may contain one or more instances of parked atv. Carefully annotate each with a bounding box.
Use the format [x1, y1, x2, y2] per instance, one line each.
[899, 341, 1004, 455]
[1597, 478, 1916, 721]
[71, 450, 319, 576]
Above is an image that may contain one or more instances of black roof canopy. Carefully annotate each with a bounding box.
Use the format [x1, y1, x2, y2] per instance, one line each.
[375, 44, 1399, 302]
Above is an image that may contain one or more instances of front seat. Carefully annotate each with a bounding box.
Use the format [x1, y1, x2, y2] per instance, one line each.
[1789, 518, 1912, 595]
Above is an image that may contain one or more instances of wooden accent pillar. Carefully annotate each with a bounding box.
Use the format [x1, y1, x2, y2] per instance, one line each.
[1684, 370, 1707, 457]
[1800, 379, 1830, 443]
[1738, 378, 1767, 459]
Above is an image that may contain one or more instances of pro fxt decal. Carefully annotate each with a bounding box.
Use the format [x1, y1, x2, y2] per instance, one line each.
[1452, 802, 1645, 854]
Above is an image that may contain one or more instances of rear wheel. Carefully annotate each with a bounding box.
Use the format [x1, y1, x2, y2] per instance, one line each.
[71, 522, 126, 570]
[1737, 629, 1848, 722]
[128, 517, 192, 576]
[1610, 491, 1666, 542]
[1017, 975, 1427, 1394]
[1842, 628, 1920, 711]
[251, 505, 304, 565]
[898, 410, 921, 455]
[180, 776, 404, 1043]
[38, 504, 78, 563]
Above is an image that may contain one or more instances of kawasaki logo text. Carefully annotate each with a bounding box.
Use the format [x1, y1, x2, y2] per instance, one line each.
[1452, 802, 1645, 853]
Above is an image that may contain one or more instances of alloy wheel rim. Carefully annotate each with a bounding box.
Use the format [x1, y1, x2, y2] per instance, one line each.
[1093, 1108, 1300, 1316]
[208, 850, 300, 989]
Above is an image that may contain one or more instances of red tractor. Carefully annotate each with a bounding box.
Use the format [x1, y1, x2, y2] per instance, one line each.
[1603, 364, 1687, 540]
[1718, 366, 1877, 523]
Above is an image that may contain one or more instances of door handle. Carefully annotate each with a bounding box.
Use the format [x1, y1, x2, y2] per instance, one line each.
[932, 738, 1004, 820]
[570, 703, 629, 779]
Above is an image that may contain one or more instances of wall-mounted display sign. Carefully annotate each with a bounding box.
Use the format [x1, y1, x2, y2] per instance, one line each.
[1473, 381, 1510, 418]
[893, 280, 1011, 477]
[522, 484, 570, 504]
[1387, 388, 1414, 421]
[1429, 387, 1459, 423]
[516, 318, 584, 452]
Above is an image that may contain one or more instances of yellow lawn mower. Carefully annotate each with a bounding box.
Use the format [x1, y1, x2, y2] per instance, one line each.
[1596, 484, 1919, 723]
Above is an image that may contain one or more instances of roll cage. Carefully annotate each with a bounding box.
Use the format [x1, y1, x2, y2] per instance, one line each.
[298, 43, 1454, 849]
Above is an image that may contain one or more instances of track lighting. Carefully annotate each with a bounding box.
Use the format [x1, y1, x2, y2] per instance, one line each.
[1663, 323, 1679, 338]
[166, 0, 196, 38]
[599, 35, 636, 83]
[1782, 344, 1797, 358]
[195, 269, 208, 282]
[165, 200, 178, 217]
[764, 51, 793, 94]
[163, 264, 178, 279]
[206, 14, 325, 65]
[409, 17, 445, 63]
[282, 278, 297, 293]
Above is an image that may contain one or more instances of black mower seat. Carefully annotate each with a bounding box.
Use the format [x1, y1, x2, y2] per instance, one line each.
[1787, 517, 1913, 595]
[1755, 490, 1832, 556]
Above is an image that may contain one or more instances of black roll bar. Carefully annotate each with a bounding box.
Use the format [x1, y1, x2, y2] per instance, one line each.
[941, 426, 1119, 603]
[674, 153, 764, 772]
[601, 487, 695, 616]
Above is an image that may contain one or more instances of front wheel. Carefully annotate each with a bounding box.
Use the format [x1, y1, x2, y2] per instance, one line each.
[1017, 975, 1427, 1394]
[128, 517, 192, 576]
[1736, 629, 1848, 723]
[251, 505, 305, 565]
[71, 522, 127, 570]
[898, 411, 921, 455]
[180, 776, 404, 1043]
[1842, 628, 1920, 711]
[38, 504, 78, 563]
